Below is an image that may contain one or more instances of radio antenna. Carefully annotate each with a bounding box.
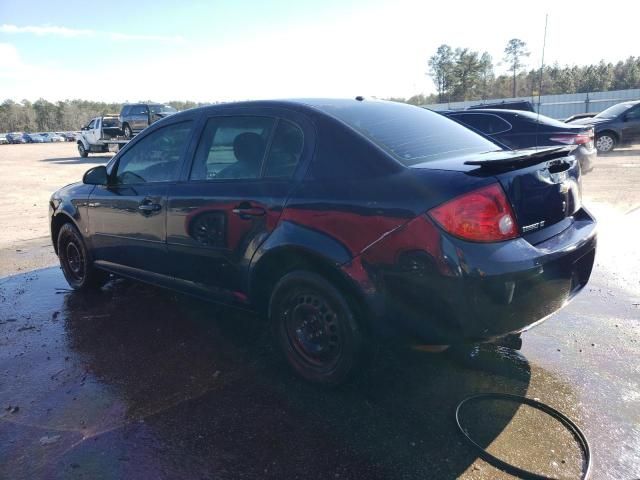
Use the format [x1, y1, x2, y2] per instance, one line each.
[535, 13, 549, 149]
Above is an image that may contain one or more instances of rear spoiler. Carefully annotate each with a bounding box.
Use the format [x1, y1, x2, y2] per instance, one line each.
[465, 146, 575, 170]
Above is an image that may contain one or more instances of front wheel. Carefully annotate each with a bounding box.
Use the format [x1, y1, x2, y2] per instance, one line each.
[269, 271, 364, 386]
[595, 133, 616, 153]
[78, 143, 88, 158]
[57, 223, 109, 290]
[122, 124, 132, 139]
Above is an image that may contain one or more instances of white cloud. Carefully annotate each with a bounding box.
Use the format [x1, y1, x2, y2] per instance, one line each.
[0, 24, 93, 37]
[109, 32, 185, 44]
[0, 24, 184, 44]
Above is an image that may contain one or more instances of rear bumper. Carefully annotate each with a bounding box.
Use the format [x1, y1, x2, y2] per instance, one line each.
[349, 209, 597, 345]
[575, 146, 596, 173]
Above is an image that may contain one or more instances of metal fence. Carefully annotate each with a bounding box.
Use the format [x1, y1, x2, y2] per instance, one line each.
[423, 88, 640, 120]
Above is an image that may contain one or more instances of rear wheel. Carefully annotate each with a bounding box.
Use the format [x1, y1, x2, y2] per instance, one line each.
[77, 143, 88, 158]
[269, 271, 364, 386]
[57, 223, 108, 290]
[595, 133, 616, 153]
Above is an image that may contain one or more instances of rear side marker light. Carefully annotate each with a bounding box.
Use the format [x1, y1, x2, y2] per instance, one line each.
[428, 184, 519, 242]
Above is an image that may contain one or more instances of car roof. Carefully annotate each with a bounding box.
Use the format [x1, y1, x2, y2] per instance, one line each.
[169, 97, 416, 120]
[447, 108, 530, 116]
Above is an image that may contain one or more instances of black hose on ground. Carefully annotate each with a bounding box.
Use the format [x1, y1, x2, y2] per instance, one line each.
[455, 393, 591, 480]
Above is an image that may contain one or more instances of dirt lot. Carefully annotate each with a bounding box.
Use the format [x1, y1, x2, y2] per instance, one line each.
[0, 143, 110, 275]
[0, 142, 639, 479]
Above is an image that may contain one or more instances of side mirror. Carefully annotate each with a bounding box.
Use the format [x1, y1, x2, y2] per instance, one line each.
[83, 165, 108, 185]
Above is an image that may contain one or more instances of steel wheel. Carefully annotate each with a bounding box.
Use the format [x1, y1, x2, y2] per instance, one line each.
[57, 223, 109, 290]
[270, 271, 364, 386]
[283, 291, 342, 369]
[63, 239, 85, 283]
[596, 134, 615, 153]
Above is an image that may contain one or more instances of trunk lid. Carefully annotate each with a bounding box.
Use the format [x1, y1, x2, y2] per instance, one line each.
[412, 147, 582, 242]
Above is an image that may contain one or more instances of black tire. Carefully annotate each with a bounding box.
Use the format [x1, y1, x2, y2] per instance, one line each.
[595, 132, 616, 153]
[269, 271, 364, 386]
[57, 223, 108, 290]
[122, 123, 132, 139]
[77, 143, 88, 158]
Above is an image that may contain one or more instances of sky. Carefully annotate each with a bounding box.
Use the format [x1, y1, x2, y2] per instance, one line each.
[0, 0, 638, 103]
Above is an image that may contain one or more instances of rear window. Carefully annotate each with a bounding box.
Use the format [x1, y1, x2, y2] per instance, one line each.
[508, 110, 575, 128]
[315, 101, 499, 166]
[149, 104, 178, 114]
[451, 113, 511, 134]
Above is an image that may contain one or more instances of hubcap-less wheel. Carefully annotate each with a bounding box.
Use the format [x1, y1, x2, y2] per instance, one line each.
[596, 135, 614, 153]
[271, 271, 363, 385]
[78, 144, 87, 157]
[62, 239, 85, 283]
[284, 292, 342, 369]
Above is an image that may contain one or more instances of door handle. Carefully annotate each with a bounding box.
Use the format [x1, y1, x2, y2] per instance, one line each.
[138, 204, 161, 212]
[138, 200, 161, 213]
[232, 203, 266, 219]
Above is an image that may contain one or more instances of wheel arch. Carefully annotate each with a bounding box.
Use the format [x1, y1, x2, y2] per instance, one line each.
[597, 129, 619, 142]
[249, 246, 372, 329]
[50, 211, 79, 255]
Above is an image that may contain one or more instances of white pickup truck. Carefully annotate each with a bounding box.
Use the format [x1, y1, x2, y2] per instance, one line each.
[76, 115, 129, 157]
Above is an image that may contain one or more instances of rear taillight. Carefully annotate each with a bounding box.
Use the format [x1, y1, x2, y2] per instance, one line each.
[549, 131, 593, 145]
[428, 184, 519, 242]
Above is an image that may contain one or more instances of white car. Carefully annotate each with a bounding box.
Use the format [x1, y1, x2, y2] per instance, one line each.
[42, 132, 65, 142]
[0, 134, 8, 145]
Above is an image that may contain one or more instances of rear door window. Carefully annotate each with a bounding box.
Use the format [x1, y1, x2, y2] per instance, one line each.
[263, 120, 304, 178]
[190, 116, 275, 181]
[131, 105, 147, 115]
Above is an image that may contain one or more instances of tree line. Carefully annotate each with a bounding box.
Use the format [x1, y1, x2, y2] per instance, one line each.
[2, 43, 640, 131]
[0, 99, 209, 134]
[392, 40, 640, 105]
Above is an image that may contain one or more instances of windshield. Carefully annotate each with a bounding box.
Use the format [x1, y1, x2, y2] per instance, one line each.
[149, 104, 177, 114]
[595, 103, 634, 119]
[315, 100, 500, 166]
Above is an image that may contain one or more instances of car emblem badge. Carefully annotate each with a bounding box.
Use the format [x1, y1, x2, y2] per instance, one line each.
[522, 220, 546, 233]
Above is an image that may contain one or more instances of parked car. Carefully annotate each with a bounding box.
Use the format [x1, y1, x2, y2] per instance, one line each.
[24, 133, 46, 143]
[119, 103, 177, 139]
[42, 132, 65, 142]
[63, 132, 77, 142]
[567, 100, 640, 153]
[50, 99, 596, 385]
[0, 134, 8, 145]
[442, 109, 596, 173]
[466, 100, 535, 112]
[7, 132, 26, 144]
[564, 112, 597, 123]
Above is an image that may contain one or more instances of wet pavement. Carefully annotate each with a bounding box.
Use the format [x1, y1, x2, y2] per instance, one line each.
[1, 144, 640, 479]
[1, 232, 639, 480]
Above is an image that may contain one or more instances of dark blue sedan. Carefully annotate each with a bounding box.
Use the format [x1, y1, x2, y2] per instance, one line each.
[49, 98, 597, 385]
[442, 109, 596, 173]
